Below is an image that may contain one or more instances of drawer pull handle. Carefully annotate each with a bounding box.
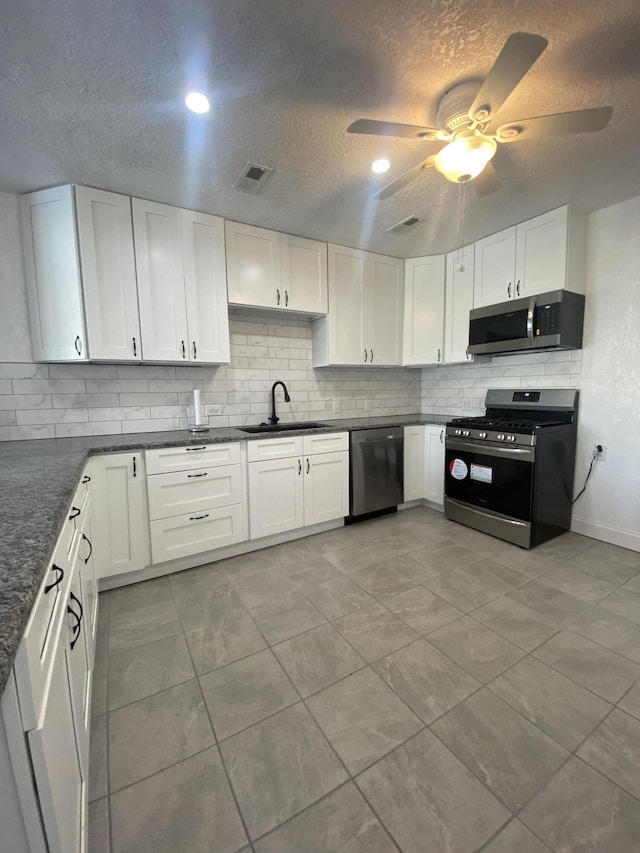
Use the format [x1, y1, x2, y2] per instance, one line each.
[187, 472, 208, 478]
[44, 565, 64, 594]
[74, 335, 82, 356]
[298, 459, 302, 475]
[81, 533, 93, 564]
[133, 456, 137, 478]
[132, 336, 137, 357]
[189, 513, 209, 521]
[284, 290, 289, 306]
[306, 458, 310, 474]
[193, 340, 197, 359]
[68, 506, 81, 521]
[186, 446, 207, 451]
[181, 340, 186, 359]
[276, 289, 281, 306]
[82, 475, 91, 484]
[68, 591, 83, 650]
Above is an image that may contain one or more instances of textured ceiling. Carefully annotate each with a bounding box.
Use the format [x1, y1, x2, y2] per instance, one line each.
[1, 0, 640, 257]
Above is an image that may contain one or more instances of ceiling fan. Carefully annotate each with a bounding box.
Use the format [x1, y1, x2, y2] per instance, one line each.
[348, 32, 613, 199]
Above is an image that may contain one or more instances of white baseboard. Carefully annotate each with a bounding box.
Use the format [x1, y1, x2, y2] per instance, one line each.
[571, 515, 640, 553]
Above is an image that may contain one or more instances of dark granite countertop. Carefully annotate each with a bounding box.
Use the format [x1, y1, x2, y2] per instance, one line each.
[0, 412, 451, 694]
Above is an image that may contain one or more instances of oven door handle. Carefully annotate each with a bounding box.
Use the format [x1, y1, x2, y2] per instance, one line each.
[446, 437, 535, 462]
[526, 297, 536, 346]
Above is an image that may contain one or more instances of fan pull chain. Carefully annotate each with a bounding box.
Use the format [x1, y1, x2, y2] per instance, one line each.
[456, 181, 467, 272]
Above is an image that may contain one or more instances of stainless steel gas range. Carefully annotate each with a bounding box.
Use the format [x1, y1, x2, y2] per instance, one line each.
[444, 389, 579, 549]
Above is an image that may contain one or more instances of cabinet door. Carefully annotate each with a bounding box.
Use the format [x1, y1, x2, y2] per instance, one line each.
[444, 246, 475, 364]
[248, 457, 304, 539]
[20, 185, 87, 361]
[181, 209, 230, 363]
[28, 632, 84, 853]
[368, 253, 403, 365]
[280, 234, 328, 314]
[65, 566, 91, 776]
[225, 221, 281, 309]
[327, 244, 367, 365]
[91, 452, 149, 579]
[304, 450, 349, 525]
[515, 206, 568, 298]
[133, 198, 189, 361]
[403, 426, 424, 501]
[473, 226, 516, 307]
[75, 186, 140, 361]
[76, 495, 98, 658]
[402, 255, 445, 366]
[424, 425, 445, 506]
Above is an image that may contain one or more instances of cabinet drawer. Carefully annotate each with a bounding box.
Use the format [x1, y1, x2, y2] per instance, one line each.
[147, 464, 242, 520]
[14, 514, 79, 731]
[146, 442, 240, 474]
[303, 432, 348, 455]
[246, 436, 303, 462]
[150, 503, 245, 563]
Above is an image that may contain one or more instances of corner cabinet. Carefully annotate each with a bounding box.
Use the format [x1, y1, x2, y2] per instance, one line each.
[473, 205, 586, 308]
[133, 200, 230, 363]
[90, 452, 150, 579]
[312, 245, 403, 366]
[402, 424, 445, 505]
[226, 221, 328, 315]
[21, 185, 141, 362]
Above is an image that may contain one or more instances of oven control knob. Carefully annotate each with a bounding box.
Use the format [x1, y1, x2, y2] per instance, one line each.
[462, 430, 470, 437]
[507, 435, 516, 442]
[479, 431, 487, 439]
[455, 429, 462, 436]
[497, 433, 505, 441]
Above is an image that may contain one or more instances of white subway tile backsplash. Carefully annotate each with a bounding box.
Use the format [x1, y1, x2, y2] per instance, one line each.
[55, 421, 123, 438]
[16, 409, 88, 425]
[0, 394, 51, 410]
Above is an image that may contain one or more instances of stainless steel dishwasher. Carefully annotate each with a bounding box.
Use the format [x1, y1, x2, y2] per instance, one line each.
[349, 427, 404, 518]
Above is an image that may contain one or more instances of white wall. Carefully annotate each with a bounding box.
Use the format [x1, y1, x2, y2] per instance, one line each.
[0, 193, 31, 362]
[572, 195, 640, 550]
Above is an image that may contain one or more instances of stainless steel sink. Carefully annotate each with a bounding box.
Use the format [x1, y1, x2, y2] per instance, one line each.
[239, 422, 329, 434]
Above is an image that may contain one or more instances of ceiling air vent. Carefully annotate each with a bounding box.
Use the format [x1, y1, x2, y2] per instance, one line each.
[385, 215, 421, 234]
[233, 162, 273, 194]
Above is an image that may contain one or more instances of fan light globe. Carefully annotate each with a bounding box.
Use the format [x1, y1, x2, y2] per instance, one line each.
[185, 92, 211, 114]
[434, 135, 497, 183]
[371, 158, 391, 174]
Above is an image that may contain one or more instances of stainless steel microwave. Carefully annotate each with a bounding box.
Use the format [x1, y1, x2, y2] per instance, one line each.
[467, 289, 585, 356]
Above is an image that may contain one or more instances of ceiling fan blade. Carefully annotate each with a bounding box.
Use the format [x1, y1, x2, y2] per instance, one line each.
[495, 107, 613, 142]
[469, 32, 548, 123]
[348, 118, 442, 140]
[473, 161, 501, 197]
[373, 158, 435, 200]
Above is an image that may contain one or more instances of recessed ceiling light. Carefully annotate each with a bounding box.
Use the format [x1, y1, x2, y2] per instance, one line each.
[185, 92, 210, 114]
[371, 158, 391, 174]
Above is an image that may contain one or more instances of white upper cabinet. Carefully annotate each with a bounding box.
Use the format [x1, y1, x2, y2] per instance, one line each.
[474, 205, 586, 308]
[133, 200, 229, 363]
[313, 244, 402, 366]
[444, 245, 475, 364]
[133, 198, 190, 362]
[226, 221, 328, 315]
[225, 221, 281, 309]
[280, 233, 328, 314]
[21, 186, 88, 362]
[473, 226, 517, 308]
[75, 186, 141, 361]
[369, 252, 403, 365]
[181, 209, 230, 363]
[402, 255, 445, 366]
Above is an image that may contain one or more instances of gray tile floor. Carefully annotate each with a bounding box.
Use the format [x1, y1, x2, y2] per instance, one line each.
[88, 507, 640, 853]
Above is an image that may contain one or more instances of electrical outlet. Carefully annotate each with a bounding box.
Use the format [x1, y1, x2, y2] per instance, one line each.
[205, 404, 222, 416]
[595, 443, 607, 461]
[463, 400, 473, 410]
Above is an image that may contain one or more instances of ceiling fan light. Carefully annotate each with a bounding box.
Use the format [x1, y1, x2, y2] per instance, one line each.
[434, 135, 497, 183]
[371, 158, 391, 174]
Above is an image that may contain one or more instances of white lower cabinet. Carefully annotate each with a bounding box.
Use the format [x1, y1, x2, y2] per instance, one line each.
[402, 425, 445, 505]
[425, 425, 446, 506]
[91, 452, 149, 579]
[403, 426, 425, 501]
[146, 443, 247, 563]
[248, 434, 349, 539]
